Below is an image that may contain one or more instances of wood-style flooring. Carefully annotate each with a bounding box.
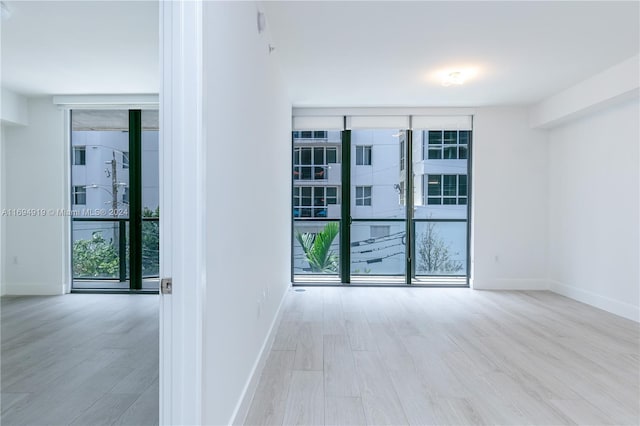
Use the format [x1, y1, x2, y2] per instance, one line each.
[1, 294, 158, 426]
[245, 287, 640, 425]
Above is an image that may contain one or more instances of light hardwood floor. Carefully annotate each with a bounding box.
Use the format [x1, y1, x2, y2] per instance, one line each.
[1, 294, 158, 426]
[245, 287, 640, 426]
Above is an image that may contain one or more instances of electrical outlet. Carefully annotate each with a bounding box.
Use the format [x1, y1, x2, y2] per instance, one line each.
[12, 256, 18, 265]
[257, 299, 262, 318]
[494, 255, 499, 262]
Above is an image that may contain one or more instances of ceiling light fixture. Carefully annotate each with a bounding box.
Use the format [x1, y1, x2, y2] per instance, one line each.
[441, 71, 466, 87]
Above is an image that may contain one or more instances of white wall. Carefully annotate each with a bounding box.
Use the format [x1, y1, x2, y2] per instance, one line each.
[202, 2, 292, 424]
[2, 97, 68, 295]
[472, 107, 549, 289]
[1, 88, 29, 126]
[547, 98, 639, 321]
[530, 55, 639, 129]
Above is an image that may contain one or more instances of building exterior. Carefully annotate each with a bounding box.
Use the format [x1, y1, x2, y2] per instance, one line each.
[70, 120, 160, 281]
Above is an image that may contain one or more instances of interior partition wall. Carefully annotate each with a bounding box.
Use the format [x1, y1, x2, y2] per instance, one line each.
[292, 114, 471, 286]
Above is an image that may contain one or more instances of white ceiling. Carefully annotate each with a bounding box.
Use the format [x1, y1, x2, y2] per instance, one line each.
[263, 1, 640, 107]
[1, 1, 637, 106]
[1, 1, 158, 96]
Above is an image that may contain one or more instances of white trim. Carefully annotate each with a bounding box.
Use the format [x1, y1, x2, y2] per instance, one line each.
[63, 109, 72, 294]
[52, 94, 159, 109]
[471, 278, 550, 290]
[347, 115, 410, 129]
[159, 1, 205, 425]
[292, 116, 343, 131]
[412, 115, 473, 130]
[229, 289, 289, 426]
[293, 107, 476, 117]
[549, 280, 640, 323]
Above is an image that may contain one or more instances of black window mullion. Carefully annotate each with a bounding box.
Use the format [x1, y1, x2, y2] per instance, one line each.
[405, 129, 413, 285]
[340, 127, 351, 284]
[129, 110, 142, 290]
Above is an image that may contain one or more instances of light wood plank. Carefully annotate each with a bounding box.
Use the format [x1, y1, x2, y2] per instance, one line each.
[294, 322, 324, 371]
[324, 396, 366, 426]
[353, 351, 409, 425]
[245, 350, 295, 426]
[282, 370, 324, 426]
[323, 335, 360, 397]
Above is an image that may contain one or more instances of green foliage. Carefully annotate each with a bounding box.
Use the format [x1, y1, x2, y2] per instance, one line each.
[296, 222, 339, 273]
[73, 231, 119, 278]
[73, 206, 160, 279]
[417, 222, 463, 273]
[142, 220, 159, 276]
[143, 206, 159, 218]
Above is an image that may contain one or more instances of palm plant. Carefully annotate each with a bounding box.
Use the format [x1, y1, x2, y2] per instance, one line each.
[295, 222, 339, 273]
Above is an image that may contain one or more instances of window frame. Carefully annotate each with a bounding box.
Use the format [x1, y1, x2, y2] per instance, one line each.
[423, 130, 469, 160]
[355, 145, 372, 166]
[293, 185, 339, 218]
[73, 146, 86, 166]
[355, 185, 372, 206]
[72, 185, 87, 205]
[293, 145, 339, 181]
[424, 174, 467, 205]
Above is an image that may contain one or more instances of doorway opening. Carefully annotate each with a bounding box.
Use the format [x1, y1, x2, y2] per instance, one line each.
[70, 109, 159, 292]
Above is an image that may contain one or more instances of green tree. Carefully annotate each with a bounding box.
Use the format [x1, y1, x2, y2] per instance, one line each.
[73, 231, 119, 277]
[296, 222, 339, 273]
[417, 222, 463, 273]
[142, 206, 160, 277]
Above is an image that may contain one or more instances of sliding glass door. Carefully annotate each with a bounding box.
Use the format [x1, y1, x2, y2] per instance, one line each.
[71, 109, 159, 291]
[292, 130, 342, 282]
[411, 126, 469, 285]
[291, 116, 471, 286]
[350, 129, 406, 283]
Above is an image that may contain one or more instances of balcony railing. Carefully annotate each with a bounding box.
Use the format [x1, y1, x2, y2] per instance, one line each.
[72, 217, 159, 283]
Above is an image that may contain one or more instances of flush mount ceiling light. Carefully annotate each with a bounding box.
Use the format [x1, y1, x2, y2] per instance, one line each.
[433, 67, 479, 87]
[442, 71, 465, 87]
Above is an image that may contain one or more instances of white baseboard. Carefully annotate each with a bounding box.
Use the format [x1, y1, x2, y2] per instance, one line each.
[471, 278, 550, 290]
[4, 282, 65, 295]
[549, 279, 639, 322]
[229, 285, 289, 426]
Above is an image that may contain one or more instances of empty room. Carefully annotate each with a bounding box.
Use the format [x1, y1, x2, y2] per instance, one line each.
[1, 1, 638, 426]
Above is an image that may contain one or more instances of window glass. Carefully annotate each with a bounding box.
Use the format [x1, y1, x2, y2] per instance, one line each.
[327, 148, 337, 164]
[444, 146, 457, 159]
[427, 175, 441, 196]
[429, 131, 442, 144]
[301, 148, 312, 165]
[443, 175, 457, 196]
[458, 146, 468, 160]
[444, 131, 457, 144]
[459, 131, 470, 145]
[458, 175, 468, 196]
[73, 186, 87, 205]
[73, 146, 86, 165]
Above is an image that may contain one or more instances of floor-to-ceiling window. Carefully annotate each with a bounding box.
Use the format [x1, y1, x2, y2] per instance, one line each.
[292, 114, 471, 286]
[71, 109, 159, 291]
